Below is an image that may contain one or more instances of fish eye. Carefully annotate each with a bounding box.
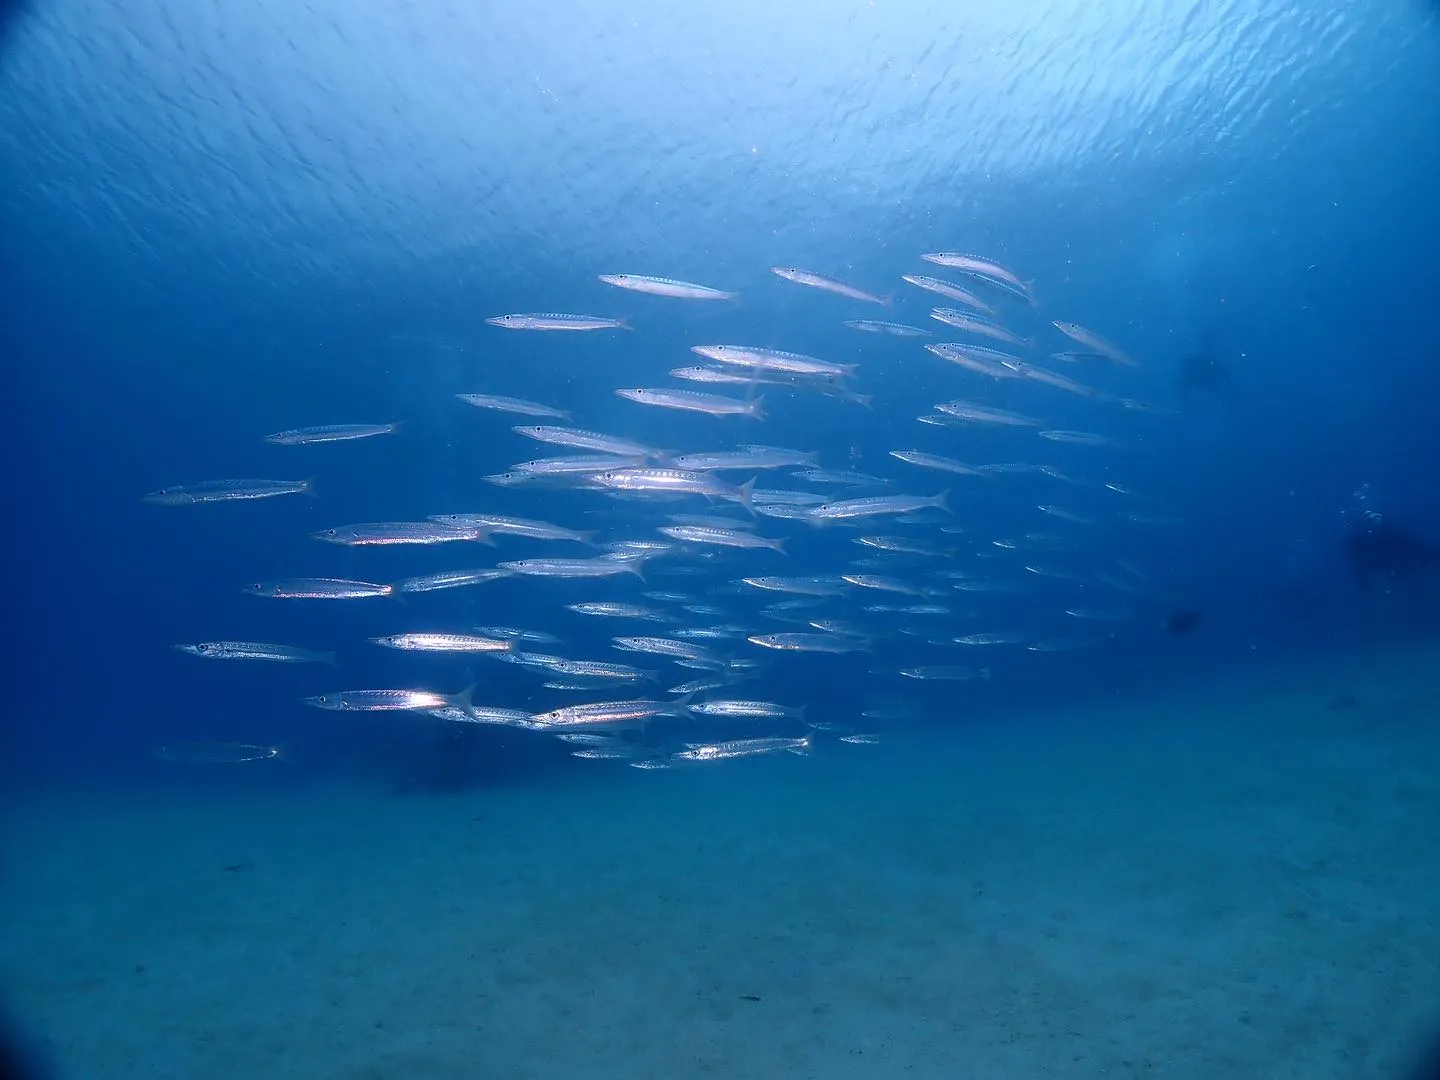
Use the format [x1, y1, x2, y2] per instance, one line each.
[197, 643, 212, 653]
[325, 529, 337, 536]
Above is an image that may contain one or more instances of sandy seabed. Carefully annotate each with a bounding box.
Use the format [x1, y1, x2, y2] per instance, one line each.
[3, 643, 1438, 1080]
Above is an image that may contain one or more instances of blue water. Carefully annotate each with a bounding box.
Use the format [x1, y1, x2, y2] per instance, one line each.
[3, 1, 1440, 1075]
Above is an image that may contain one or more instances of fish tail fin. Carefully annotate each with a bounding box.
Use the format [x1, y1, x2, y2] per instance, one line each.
[981, 667, 992, 680]
[271, 743, 294, 765]
[881, 291, 896, 310]
[770, 536, 787, 555]
[300, 476, 320, 499]
[933, 489, 952, 514]
[851, 393, 875, 409]
[449, 684, 477, 719]
[747, 396, 766, 421]
[579, 530, 600, 547]
[788, 735, 814, 756]
[625, 556, 649, 583]
[737, 477, 757, 517]
[618, 319, 633, 331]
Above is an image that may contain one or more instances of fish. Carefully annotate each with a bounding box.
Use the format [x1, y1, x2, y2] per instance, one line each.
[808, 492, 949, 521]
[901, 275, 995, 313]
[426, 514, 595, 545]
[456, 393, 572, 419]
[1051, 321, 1137, 366]
[594, 469, 757, 512]
[155, 743, 288, 764]
[690, 345, 855, 380]
[144, 478, 314, 505]
[369, 633, 514, 653]
[770, 268, 886, 305]
[747, 633, 869, 653]
[928, 309, 1030, 347]
[1036, 430, 1118, 447]
[615, 388, 764, 419]
[528, 699, 684, 728]
[673, 735, 812, 762]
[566, 602, 675, 622]
[844, 319, 930, 336]
[919, 253, 1035, 301]
[952, 632, 1030, 646]
[686, 700, 805, 720]
[598, 274, 735, 301]
[312, 521, 487, 546]
[512, 425, 660, 458]
[740, 575, 848, 596]
[659, 525, 785, 553]
[304, 688, 474, 713]
[898, 666, 991, 680]
[263, 423, 399, 445]
[612, 636, 724, 665]
[390, 569, 513, 594]
[672, 446, 816, 471]
[888, 450, 986, 477]
[486, 313, 629, 331]
[244, 578, 394, 600]
[499, 554, 649, 579]
[173, 641, 337, 664]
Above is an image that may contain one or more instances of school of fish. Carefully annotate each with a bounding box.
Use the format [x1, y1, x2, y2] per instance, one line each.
[151, 254, 1177, 770]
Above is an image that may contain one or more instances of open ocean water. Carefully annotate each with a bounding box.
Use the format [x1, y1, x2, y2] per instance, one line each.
[3, 1, 1440, 1077]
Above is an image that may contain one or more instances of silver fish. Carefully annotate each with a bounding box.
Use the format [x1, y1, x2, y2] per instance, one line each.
[901, 275, 995, 314]
[370, 633, 514, 653]
[598, 274, 735, 301]
[770, 268, 885, 305]
[808, 492, 949, 521]
[659, 525, 785, 553]
[427, 514, 595, 545]
[485, 313, 629, 331]
[456, 393, 571, 419]
[173, 641, 337, 664]
[674, 735, 812, 762]
[1051, 321, 1136, 366]
[615, 388, 764, 419]
[144, 478, 314, 505]
[499, 554, 649, 579]
[244, 578, 393, 600]
[843, 319, 930, 336]
[390, 569, 514, 594]
[528, 699, 682, 728]
[312, 521, 486, 546]
[687, 700, 805, 720]
[690, 345, 855, 380]
[512, 425, 659, 458]
[303, 688, 471, 713]
[888, 450, 986, 476]
[263, 423, 399, 445]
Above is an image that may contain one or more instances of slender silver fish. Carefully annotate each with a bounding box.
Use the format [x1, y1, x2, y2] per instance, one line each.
[312, 521, 487, 546]
[456, 394, 571, 419]
[690, 345, 855, 380]
[1051, 322, 1137, 366]
[808, 492, 949, 521]
[901, 275, 995, 314]
[843, 320, 930, 336]
[244, 578, 393, 600]
[486, 313, 629, 331]
[370, 633, 514, 653]
[144, 478, 314, 505]
[615, 388, 764, 419]
[673, 735, 812, 762]
[303, 688, 472, 712]
[263, 423, 399, 445]
[770, 268, 886, 305]
[659, 525, 785, 553]
[512, 426, 659, 458]
[598, 275, 735, 301]
[173, 641, 337, 664]
[390, 568, 513, 594]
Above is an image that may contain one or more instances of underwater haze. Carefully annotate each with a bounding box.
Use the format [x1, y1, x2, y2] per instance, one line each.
[3, 1, 1440, 1078]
